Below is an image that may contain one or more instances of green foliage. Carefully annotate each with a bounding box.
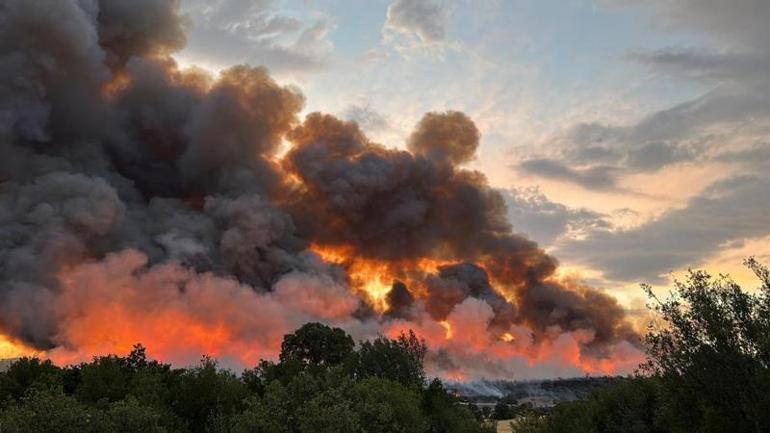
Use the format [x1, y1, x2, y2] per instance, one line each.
[0, 357, 61, 404]
[75, 354, 133, 404]
[530, 378, 664, 433]
[279, 322, 355, 367]
[72, 345, 174, 408]
[640, 259, 770, 433]
[104, 396, 174, 433]
[0, 389, 172, 433]
[295, 387, 360, 433]
[0, 389, 107, 433]
[229, 382, 291, 433]
[353, 331, 427, 389]
[169, 357, 248, 433]
[353, 377, 428, 433]
[510, 259, 770, 433]
[422, 379, 493, 433]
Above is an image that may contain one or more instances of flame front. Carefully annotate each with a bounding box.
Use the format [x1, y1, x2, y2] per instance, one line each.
[309, 244, 450, 313]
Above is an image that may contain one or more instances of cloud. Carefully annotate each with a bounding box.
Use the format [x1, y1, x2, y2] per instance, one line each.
[383, 0, 450, 49]
[407, 110, 479, 165]
[177, 0, 334, 74]
[342, 104, 390, 134]
[558, 176, 770, 283]
[518, 158, 618, 190]
[503, 187, 609, 247]
[518, 0, 770, 190]
[630, 48, 770, 85]
[525, 1, 770, 280]
[520, 86, 757, 186]
[609, 0, 770, 49]
[716, 144, 770, 173]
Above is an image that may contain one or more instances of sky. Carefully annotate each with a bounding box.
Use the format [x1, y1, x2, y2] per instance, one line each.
[173, 0, 770, 309]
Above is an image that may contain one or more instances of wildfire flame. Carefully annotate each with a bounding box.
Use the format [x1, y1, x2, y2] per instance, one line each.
[439, 320, 454, 340]
[0, 333, 37, 359]
[309, 243, 451, 312]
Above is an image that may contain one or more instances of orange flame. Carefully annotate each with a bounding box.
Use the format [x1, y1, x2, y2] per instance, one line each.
[0, 333, 37, 359]
[439, 320, 454, 340]
[500, 332, 515, 343]
[309, 243, 451, 312]
[101, 72, 131, 100]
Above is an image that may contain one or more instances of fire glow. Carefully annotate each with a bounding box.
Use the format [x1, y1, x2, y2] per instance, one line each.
[0, 335, 37, 360]
[309, 244, 452, 313]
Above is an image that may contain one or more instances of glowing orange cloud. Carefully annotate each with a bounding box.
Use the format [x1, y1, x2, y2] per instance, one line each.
[2, 245, 645, 380]
[46, 249, 361, 367]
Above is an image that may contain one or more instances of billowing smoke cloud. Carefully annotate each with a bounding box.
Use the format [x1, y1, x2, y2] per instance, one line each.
[282, 111, 632, 350]
[408, 110, 479, 165]
[423, 263, 516, 331]
[0, 0, 642, 379]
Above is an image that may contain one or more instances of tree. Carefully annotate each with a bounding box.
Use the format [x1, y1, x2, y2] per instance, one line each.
[354, 332, 427, 389]
[421, 379, 494, 433]
[279, 322, 355, 367]
[104, 396, 174, 433]
[229, 381, 292, 433]
[352, 377, 428, 433]
[642, 259, 770, 433]
[0, 325, 494, 433]
[169, 357, 247, 433]
[492, 401, 513, 420]
[67, 345, 175, 414]
[533, 378, 665, 433]
[75, 354, 132, 404]
[295, 388, 360, 433]
[0, 389, 112, 433]
[0, 357, 62, 403]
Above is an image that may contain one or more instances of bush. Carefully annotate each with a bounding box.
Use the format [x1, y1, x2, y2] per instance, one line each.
[353, 331, 427, 389]
[0, 357, 62, 403]
[353, 377, 428, 433]
[168, 357, 247, 433]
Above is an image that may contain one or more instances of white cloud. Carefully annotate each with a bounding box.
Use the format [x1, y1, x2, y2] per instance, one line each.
[383, 0, 451, 51]
[177, 0, 334, 75]
[559, 175, 770, 283]
[503, 187, 609, 247]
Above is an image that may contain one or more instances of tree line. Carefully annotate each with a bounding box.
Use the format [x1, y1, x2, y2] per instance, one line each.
[0, 325, 494, 433]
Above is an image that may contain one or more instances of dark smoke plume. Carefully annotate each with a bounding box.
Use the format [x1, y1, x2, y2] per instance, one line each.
[0, 0, 641, 378]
